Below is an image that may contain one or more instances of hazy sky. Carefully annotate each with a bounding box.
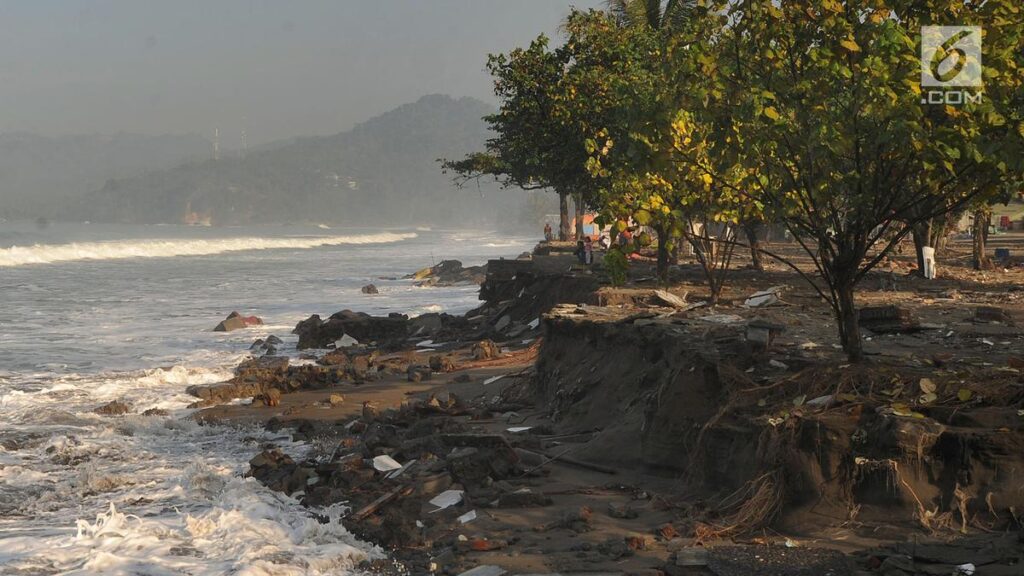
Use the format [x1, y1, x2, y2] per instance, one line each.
[0, 0, 602, 146]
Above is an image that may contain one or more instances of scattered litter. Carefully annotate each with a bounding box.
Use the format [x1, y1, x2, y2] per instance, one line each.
[483, 375, 505, 385]
[769, 359, 788, 370]
[784, 537, 801, 548]
[798, 341, 819, 350]
[416, 520, 424, 528]
[507, 426, 532, 433]
[416, 339, 440, 348]
[429, 489, 464, 511]
[386, 458, 417, 479]
[981, 339, 995, 346]
[956, 563, 976, 576]
[806, 395, 833, 408]
[372, 455, 403, 472]
[456, 566, 506, 576]
[457, 510, 477, 524]
[528, 318, 540, 329]
[744, 286, 785, 307]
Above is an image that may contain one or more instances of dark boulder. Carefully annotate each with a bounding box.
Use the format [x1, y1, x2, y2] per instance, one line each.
[360, 284, 379, 294]
[214, 311, 264, 332]
[94, 400, 131, 416]
[292, 310, 408, 349]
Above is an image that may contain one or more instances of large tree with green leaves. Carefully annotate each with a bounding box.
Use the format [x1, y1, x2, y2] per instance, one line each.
[442, 36, 597, 241]
[708, 0, 1024, 361]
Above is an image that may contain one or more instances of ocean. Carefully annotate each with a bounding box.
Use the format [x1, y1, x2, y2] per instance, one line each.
[0, 221, 532, 575]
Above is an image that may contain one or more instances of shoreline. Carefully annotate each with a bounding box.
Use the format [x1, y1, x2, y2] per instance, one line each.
[189, 240, 1024, 575]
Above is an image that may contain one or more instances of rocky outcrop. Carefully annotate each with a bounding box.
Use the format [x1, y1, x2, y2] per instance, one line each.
[214, 311, 264, 332]
[407, 260, 487, 287]
[94, 400, 131, 416]
[293, 310, 410, 350]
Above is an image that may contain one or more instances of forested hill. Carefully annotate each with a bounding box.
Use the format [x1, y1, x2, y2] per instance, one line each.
[0, 132, 209, 220]
[76, 95, 518, 227]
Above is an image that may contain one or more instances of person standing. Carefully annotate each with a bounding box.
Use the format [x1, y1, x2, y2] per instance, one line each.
[584, 236, 594, 264]
[544, 222, 553, 242]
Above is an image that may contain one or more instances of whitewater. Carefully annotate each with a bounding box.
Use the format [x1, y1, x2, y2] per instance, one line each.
[0, 221, 533, 575]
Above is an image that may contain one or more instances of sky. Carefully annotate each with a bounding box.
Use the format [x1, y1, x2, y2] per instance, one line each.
[0, 0, 603, 146]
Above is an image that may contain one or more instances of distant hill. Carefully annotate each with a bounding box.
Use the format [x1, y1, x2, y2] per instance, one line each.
[0, 132, 210, 220]
[76, 95, 525, 227]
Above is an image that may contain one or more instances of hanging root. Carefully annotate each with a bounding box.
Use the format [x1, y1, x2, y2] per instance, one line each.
[694, 470, 784, 541]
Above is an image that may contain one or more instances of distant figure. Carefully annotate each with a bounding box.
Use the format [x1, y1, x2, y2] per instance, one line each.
[543, 222, 553, 242]
[574, 240, 586, 264]
[598, 235, 611, 250]
[584, 237, 594, 264]
[619, 229, 632, 249]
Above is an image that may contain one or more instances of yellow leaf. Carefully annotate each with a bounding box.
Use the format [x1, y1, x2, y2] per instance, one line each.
[957, 388, 973, 402]
[763, 106, 781, 121]
[701, 173, 713, 186]
[840, 38, 861, 52]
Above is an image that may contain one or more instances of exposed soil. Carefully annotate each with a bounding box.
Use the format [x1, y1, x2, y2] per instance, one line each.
[192, 235, 1024, 575]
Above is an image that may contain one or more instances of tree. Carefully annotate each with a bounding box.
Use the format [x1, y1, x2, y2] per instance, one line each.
[442, 36, 597, 241]
[711, 0, 1024, 361]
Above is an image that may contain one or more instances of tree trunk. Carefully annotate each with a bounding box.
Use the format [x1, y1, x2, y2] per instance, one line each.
[655, 225, 670, 284]
[972, 208, 990, 270]
[836, 283, 863, 362]
[910, 221, 930, 275]
[558, 190, 570, 242]
[742, 221, 764, 272]
[574, 193, 585, 241]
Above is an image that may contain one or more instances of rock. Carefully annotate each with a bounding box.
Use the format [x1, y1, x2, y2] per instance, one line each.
[406, 260, 487, 287]
[361, 284, 379, 295]
[235, 356, 289, 381]
[975, 305, 1015, 325]
[142, 407, 168, 416]
[94, 400, 130, 416]
[859, 305, 919, 333]
[293, 310, 408, 349]
[471, 339, 500, 360]
[361, 401, 380, 422]
[407, 365, 432, 382]
[214, 311, 263, 332]
[255, 388, 281, 407]
[328, 394, 345, 407]
[429, 355, 457, 373]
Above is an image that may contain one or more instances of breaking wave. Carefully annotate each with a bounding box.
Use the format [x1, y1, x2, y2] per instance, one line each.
[0, 232, 418, 267]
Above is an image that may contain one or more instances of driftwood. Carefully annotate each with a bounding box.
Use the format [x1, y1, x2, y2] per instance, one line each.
[350, 485, 413, 521]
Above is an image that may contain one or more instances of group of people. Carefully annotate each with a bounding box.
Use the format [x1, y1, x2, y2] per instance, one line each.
[543, 222, 631, 266]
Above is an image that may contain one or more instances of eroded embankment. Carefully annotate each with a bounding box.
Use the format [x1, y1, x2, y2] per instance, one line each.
[534, 304, 1024, 538]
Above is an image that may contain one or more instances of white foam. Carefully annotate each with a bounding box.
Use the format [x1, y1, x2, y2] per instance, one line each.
[0, 232, 418, 267]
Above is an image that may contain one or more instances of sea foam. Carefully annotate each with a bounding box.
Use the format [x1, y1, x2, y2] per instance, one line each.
[0, 232, 417, 267]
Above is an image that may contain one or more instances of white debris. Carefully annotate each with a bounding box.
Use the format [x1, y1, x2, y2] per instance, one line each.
[806, 395, 833, 408]
[429, 489, 464, 511]
[769, 359, 788, 370]
[372, 455, 403, 472]
[956, 563, 976, 576]
[483, 375, 505, 385]
[457, 510, 477, 524]
[654, 289, 688, 308]
[698, 314, 744, 324]
[744, 286, 786, 307]
[507, 426, 532, 433]
[528, 318, 540, 329]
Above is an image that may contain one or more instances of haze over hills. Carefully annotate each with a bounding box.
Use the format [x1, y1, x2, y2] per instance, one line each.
[0, 132, 210, 220]
[74, 95, 536, 229]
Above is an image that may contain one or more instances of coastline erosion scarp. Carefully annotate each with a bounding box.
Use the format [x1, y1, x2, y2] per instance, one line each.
[206, 241, 1024, 576]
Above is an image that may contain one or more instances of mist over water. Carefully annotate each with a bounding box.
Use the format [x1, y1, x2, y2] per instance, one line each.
[0, 221, 532, 574]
